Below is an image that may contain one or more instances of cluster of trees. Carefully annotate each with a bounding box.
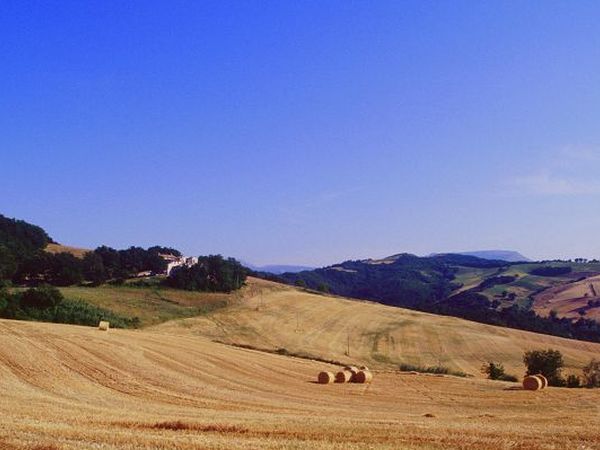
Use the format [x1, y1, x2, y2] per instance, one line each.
[0, 284, 138, 328]
[484, 349, 600, 389]
[0, 214, 183, 285]
[440, 292, 600, 344]
[0, 214, 53, 280]
[529, 266, 573, 277]
[165, 255, 247, 292]
[11, 245, 180, 286]
[0, 215, 248, 294]
[279, 254, 461, 310]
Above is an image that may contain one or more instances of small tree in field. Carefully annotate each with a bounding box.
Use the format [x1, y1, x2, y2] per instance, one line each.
[583, 359, 600, 388]
[523, 349, 565, 386]
[481, 361, 518, 382]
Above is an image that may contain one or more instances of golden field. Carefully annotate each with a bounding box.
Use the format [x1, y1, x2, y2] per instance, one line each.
[155, 278, 600, 377]
[2, 278, 600, 449]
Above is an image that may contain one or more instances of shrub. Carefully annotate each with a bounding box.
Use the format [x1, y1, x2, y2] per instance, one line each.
[20, 285, 63, 309]
[481, 361, 518, 382]
[523, 349, 565, 386]
[317, 283, 330, 293]
[566, 374, 582, 388]
[399, 363, 469, 378]
[583, 359, 600, 388]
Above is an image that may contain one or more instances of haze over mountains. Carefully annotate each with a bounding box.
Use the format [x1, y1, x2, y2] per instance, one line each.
[249, 250, 530, 275]
[243, 263, 315, 274]
[451, 250, 531, 262]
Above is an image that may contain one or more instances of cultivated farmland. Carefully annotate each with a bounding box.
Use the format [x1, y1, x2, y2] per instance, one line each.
[155, 278, 600, 377]
[2, 318, 600, 449]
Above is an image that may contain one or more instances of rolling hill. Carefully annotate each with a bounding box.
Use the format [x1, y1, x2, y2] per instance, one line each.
[534, 274, 600, 322]
[155, 277, 600, 378]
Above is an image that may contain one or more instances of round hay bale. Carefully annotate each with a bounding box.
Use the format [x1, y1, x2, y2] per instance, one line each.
[359, 365, 369, 371]
[535, 374, 548, 389]
[344, 365, 358, 372]
[353, 370, 373, 384]
[335, 370, 353, 383]
[98, 321, 110, 331]
[317, 371, 334, 384]
[523, 375, 542, 391]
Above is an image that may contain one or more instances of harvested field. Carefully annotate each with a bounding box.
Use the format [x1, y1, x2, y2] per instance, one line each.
[155, 278, 600, 377]
[2, 319, 600, 449]
[534, 274, 600, 322]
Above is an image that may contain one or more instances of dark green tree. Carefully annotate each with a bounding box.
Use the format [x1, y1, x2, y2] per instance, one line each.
[523, 349, 565, 386]
[20, 285, 64, 309]
[82, 252, 107, 285]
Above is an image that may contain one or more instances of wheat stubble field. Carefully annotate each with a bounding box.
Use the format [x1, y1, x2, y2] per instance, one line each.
[3, 279, 600, 449]
[156, 278, 600, 377]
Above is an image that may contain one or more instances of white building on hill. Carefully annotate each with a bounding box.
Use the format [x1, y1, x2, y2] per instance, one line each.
[160, 254, 199, 276]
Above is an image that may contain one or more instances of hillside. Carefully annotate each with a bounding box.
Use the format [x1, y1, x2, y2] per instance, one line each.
[2, 316, 600, 449]
[45, 243, 90, 258]
[155, 278, 600, 378]
[534, 274, 600, 322]
[56, 284, 237, 327]
[276, 254, 600, 340]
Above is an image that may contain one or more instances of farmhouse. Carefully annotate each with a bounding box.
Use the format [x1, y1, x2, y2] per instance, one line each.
[160, 253, 199, 276]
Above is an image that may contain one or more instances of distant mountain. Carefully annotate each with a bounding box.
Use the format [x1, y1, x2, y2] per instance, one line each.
[452, 250, 531, 262]
[245, 263, 315, 274]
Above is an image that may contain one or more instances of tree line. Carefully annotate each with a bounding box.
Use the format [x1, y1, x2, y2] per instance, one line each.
[0, 214, 247, 293]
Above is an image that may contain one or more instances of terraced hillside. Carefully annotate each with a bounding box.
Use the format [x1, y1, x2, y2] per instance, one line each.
[155, 278, 600, 377]
[2, 318, 600, 449]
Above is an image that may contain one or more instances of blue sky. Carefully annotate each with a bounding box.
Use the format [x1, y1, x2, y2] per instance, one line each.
[3, 1, 600, 266]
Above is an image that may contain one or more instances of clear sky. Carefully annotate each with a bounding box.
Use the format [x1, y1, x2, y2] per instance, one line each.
[3, 1, 600, 266]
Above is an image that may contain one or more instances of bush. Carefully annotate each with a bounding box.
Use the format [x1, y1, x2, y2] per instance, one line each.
[523, 349, 565, 386]
[583, 359, 600, 388]
[566, 374, 582, 388]
[20, 285, 63, 309]
[399, 363, 469, 378]
[481, 361, 518, 382]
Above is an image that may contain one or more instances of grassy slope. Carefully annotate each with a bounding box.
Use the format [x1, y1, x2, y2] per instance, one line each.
[58, 284, 241, 327]
[45, 243, 90, 258]
[2, 318, 600, 449]
[154, 278, 600, 378]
